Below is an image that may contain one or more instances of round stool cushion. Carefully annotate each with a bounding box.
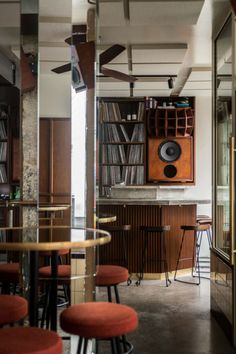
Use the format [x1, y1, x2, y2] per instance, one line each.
[39, 265, 70, 278]
[39, 265, 70, 285]
[0, 327, 62, 354]
[95, 265, 128, 286]
[60, 302, 138, 339]
[0, 263, 19, 283]
[40, 249, 69, 257]
[0, 295, 28, 325]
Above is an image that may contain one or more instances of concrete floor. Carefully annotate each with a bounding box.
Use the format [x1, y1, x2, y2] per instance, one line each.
[96, 277, 236, 354]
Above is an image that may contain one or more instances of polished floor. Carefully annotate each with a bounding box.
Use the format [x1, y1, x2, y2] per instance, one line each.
[96, 277, 236, 354]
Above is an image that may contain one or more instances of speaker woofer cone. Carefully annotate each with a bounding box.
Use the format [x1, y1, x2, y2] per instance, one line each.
[164, 165, 177, 178]
[158, 140, 181, 162]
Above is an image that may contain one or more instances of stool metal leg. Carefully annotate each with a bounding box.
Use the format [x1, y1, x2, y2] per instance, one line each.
[111, 338, 118, 354]
[174, 230, 185, 281]
[83, 338, 88, 354]
[107, 286, 112, 302]
[192, 231, 200, 285]
[136, 232, 149, 286]
[95, 339, 99, 354]
[115, 337, 122, 354]
[114, 285, 120, 304]
[162, 232, 171, 287]
[77, 337, 83, 354]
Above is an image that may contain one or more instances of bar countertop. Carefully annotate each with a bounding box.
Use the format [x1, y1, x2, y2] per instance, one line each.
[97, 198, 211, 205]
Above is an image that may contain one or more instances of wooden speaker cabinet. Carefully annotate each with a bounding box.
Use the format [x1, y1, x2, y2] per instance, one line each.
[148, 137, 193, 182]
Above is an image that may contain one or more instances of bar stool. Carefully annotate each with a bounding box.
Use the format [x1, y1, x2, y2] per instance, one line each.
[100, 225, 132, 285]
[174, 224, 209, 285]
[196, 217, 212, 278]
[0, 327, 62, 354]
[0, 262, 19, 294]
[39, 264, 70, 328]
[136, 225, 171, 287]
[60, 301, 138, 354]
[0, 294, 28, 326]
[96, 265, 129, 303]
[40, 249, 70, 266]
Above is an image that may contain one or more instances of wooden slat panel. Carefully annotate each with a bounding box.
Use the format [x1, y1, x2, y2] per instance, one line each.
[161, 205, 196, 270]
[98, 204, 196, 273]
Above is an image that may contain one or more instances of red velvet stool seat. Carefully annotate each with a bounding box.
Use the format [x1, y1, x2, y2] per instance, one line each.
[0, 263, 19, 294]
[60, 301, 138, 354]
[39, 265, 71, 328]
[0, 295, 28, 326]
[40, 249, 69, 266]
[96, 265, 129, 303]
[0, 327, 62, 354]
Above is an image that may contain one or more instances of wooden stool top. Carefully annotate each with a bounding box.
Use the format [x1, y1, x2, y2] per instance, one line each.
[181, 224, 210, 231]
[102, 224, 131, 232]
[140, 225, 170, 232]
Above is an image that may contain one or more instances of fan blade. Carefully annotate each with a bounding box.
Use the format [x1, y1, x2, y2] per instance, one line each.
[101, 66, 137, 83]
[75, 41, 95, 89]
[100, 44, 125, 66]
[65, 33, 87, 45]
[51, 63, 71, 74]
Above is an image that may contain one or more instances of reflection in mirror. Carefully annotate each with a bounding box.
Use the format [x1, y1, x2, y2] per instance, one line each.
[0, 1, 20, 212]
[38, 0, 72, 243]
[215, 15, 232, 257]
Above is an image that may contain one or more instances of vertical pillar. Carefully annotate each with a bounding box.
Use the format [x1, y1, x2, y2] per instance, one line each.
[85, 8, 96, 302]
[20, 0, 39, 299]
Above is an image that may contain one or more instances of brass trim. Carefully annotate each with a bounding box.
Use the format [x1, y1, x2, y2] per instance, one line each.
[230, 136, 235, 264]
[0, 226, 111, 251]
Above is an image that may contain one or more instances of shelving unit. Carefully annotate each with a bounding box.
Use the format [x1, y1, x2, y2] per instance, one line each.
[147, 106, 194, 138]
[98, 98, 146, 196]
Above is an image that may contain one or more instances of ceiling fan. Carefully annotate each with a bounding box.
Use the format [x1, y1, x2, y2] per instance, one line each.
[99, 44, 137, 83]
[51, 36, 137, 85]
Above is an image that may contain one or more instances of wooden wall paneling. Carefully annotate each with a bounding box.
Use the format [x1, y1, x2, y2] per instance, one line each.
[39, 119, 50, 197]
[161, 204, 196, 270]
[52, 119, 71, 195]
[39, 118, 71, 242]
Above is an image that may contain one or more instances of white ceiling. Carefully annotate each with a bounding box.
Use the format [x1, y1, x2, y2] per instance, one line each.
[97, 0, 231, 97]
[0, 0, 232, 98]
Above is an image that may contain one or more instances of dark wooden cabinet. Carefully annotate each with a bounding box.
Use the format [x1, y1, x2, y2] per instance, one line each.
[97, 203, 196, 274]
[39, 118, 71, 241]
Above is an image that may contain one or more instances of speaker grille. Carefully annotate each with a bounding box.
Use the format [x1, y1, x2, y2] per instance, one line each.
[158, 140, 181, 162]
[164, 165, 177, 178]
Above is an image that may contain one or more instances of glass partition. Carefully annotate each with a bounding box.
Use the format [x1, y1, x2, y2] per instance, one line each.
[214, 15, 232, 259]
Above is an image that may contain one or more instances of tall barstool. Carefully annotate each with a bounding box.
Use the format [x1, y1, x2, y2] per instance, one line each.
[136, 225, 171, 287]
[196, 216, 212, 278]
[101, 224, 132, 285]
[174, 224, 210, 285]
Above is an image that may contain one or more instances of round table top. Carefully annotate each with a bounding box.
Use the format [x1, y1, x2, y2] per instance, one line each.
[0, 226, 111, 251]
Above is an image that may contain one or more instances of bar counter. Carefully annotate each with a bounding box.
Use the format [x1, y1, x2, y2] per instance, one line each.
[97, 197, 211, 278]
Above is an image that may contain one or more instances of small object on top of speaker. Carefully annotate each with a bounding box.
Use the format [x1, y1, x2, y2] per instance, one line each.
[158, 140, 181, 163]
